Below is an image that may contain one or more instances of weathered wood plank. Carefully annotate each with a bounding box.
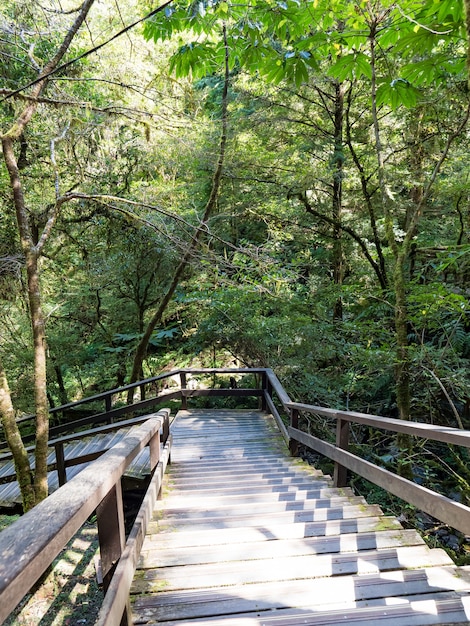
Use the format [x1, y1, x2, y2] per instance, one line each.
[153, 497, 371, 524]
[167, 460, 325, 478]
[160, 489, 362, 509]
[135, 593, 470, 626]
[139, 528, 425, 568]
[132, 544, 454, 593]
[142, 516, 403, 549]
[150, 502, 386, 533]
[167, 464, 324, 482]
[132, 566, 470, 623]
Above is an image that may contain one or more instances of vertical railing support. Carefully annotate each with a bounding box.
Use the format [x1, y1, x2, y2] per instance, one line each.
[96, 481, 126, 593]
[180, 371, 187, 410]
[54, 443, 67, 486]
[262, 371, 273, 412]
[260, 371, 267, 411]
[334, 417, 349, 487]
[105, 394, 112, 423]
[162, 411, 169, 447]
[149, 429, 161, 470]
[289, 408, 299, 457]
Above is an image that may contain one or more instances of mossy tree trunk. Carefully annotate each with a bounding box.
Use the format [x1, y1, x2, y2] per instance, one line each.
[0, 0, 96, 507]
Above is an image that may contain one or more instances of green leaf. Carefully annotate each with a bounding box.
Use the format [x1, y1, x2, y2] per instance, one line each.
[376, 78, 421, 109]
[354, 52, 372, 79]
[328, 52, 370, 81]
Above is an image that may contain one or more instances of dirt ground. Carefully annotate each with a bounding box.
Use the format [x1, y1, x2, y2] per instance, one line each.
[2, 518, 103, 626]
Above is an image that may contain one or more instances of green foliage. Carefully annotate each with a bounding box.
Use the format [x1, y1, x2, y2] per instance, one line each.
[0, 0, 468, 434]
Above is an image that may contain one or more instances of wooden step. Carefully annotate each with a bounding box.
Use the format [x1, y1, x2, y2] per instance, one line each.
[155, 498, 371, 525]
[151, 502, 386, 532]
[167, 472, 328, 490]
[132, 544, 455, 593]
[160, 481, 354, 502]
[167, 462, 326, 479]
[139, 528, 425, 567]
[142, 516, 404, 548]
[135, 592, 470, 626]
[132, 566, 470, 623]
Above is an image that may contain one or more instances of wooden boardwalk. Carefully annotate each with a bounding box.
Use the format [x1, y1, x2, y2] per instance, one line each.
[130, 409, 470, 625]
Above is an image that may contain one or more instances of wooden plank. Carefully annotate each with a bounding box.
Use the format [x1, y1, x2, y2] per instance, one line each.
[139, 528, 425, 567]
[156, 496, 370, 521]
[166, 473, 330, 490]
[160, 482, 352, 502]
[134, 594, 470, 626]
[132, 566, 470, 622]
[142, 516, 403, 549]
[132, 544, 454, 593]
[166, 458, 322, 474]
[160, 488, 362, 508]
[151, 502, 386, 532]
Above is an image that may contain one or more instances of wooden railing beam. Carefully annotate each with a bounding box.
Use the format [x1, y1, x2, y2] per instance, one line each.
[287, 401, 470, 449]
[289, 425, 470, 536]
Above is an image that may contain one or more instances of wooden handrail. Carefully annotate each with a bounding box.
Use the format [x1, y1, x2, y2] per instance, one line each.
[0, 409, 170, 626]
[285, 400, 470, 536]
[287, 401, 470, 448]
[262, 368, 291, 444]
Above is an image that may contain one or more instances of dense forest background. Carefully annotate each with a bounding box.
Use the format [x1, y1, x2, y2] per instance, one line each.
[0, 0, 469, 509]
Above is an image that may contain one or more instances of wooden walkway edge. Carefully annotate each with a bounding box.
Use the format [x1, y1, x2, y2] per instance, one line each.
[130, 409, 470, 625]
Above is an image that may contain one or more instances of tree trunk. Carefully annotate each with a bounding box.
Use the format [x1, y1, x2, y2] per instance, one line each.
[466, 0, 470, 88]
[332, 80, 345, 321]
[0, 358, 36, 511]
[369, 21, 411, 424]
[54, 364, 69, 406]
[127, 23, 231, 403]
[2, 136, 50, 501]
[28, 253, 49, 501]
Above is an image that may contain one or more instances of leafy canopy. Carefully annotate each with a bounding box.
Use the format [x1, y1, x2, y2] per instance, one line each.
[143, 0, 466, 102]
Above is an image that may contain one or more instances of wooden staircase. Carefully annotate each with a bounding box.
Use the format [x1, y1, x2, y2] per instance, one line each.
[130, 409, 470, 625]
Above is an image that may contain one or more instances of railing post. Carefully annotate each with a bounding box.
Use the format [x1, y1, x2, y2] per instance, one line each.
[54, 443, 67, 486]
[149, 429, 161, 470]
[334, 417, 349, 487]
[180, 371, 187, 410]
[96, 481, 126, 593]
[162, 412, 169, 444]
[261, 371, 272, 412]
[105, 394, 112, 423]
[289, 408, 299, 457]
